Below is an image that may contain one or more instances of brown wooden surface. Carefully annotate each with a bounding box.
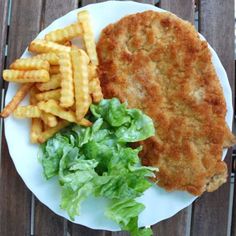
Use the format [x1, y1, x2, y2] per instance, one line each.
[0, 0, 235, 236]
[0, 0, 43, 235]
[0, 0, 8, 78]
[233, 178, 236, 236]
[160, 0, 195, 22]
[191, 1, 235, 236]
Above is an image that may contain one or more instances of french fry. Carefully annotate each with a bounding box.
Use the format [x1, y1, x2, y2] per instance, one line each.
[40, 111, 58, 127]
[37, 99, 92, 126]
[37, 120, 69, 143]
[49, 65, 60, 75]
[59, 52, 74, 107]
[35, 89, 61, 101]
[0, 83, 34, 118]
[78, 11, 98, 65]
[30, 86, 43, 143]
[29, 39, 71, 54]
[89, 77, 103, 103]
[30, 86, 41, 105]
[10, 58, 50, 71]
[71, 47, 90, 120]
[88, 64, 97, 79]
[36, 74, 61, 91]
[31, 118, 43, 143]
[68, 97, 92, 112]
[3, 69, 50, 83]
[13, 105, 41, 118]
[29, 86, 43, 143]
[34, 53, 59, 65]
[45, 23, 82, 43]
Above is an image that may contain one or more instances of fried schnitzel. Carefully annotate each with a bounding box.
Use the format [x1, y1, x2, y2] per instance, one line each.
[96, 11, 235, 195]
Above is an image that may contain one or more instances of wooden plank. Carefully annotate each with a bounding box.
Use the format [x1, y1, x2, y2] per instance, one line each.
[0, 0, 8, 77]
[151, 1, 194, 236]
[191, 0, 235, 236]
[232, 174, 236, 236]
[131, 0, 155, 4]
[34, 200, 67, 236]
[5, 0, 43, 67]
[0, 130, 32, 236]
[0, 1, 43, 235]
[41, 0, 79, 28]
[112, 231, 129, 236]
[153, 208, 191, 236]
[83, 0, 157, 7]
[233, 148, 236, 235]
[81, 0, 97, 6]
[70, 225, 109, 236]
[34, 1, 78, 236]
[160, 0, 195, 23]
[199, 0, 235, 94]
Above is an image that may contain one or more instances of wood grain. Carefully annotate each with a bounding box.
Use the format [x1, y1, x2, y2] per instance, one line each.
[34, 200, 67, 236]
[153, 207, 192, 236]
[0, 129, 32, 236]
[5, 0, 43, 68]
[133, 0, 155, 4]
[41, 0, 79, 29]
[0, 0, 8, 77]
[232, 178, 236, 236]
[0, 1, 43, 235]
[112, 231, 129, 236]
[70, 225, 109, 236]
[160, 0, 195, 23]
[81, 0, 97, 6]
[191, 0, 235, 236]
[199, 0, 235, 94]
[34, 1, 78, 236]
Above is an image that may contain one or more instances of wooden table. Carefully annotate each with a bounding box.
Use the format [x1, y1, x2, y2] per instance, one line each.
[0, 0, 235, 235]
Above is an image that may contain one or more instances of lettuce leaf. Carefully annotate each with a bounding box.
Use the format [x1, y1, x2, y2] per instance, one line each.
[40, 98, 157, 235]
[106, 199, 152, 236]
[90, 98, 155, 142]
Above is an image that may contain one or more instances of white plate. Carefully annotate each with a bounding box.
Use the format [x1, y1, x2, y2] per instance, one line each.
[4, 1, 233, 231]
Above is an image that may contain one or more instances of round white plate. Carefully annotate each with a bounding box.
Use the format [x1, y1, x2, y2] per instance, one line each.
[4, 1, 233, 231]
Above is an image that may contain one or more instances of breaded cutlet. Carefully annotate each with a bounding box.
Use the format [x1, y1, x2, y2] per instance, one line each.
[96, 11, 235, 195]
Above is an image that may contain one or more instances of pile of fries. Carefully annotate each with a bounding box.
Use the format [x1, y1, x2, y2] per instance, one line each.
[1, 11, 103, 144]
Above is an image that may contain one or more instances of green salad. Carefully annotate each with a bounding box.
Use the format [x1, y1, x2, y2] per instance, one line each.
[40, 98, 157, 236]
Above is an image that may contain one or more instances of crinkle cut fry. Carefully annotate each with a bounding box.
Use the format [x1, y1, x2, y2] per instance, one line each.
[45, 22, 82, 43]
[1, 83, 34, 118]
[10, 58, 50, 71]
[37, 120, 69, 143]
[59, 52, 74, 107]
[35, 89, 61, 101]
[30, 85, 43, 143]
[71, 47, 90, 120]
[29, 39, 71, 54]
[13, 105, 41, 118]
[3, 69, 49, 83]
[36, 74, 61, 91]
[78, 10, 98, 65]
[34, 53, 59, 65]
[40, 111, 58, 127]
[89, 77, 103, 103]
[37, 99, 92, 126]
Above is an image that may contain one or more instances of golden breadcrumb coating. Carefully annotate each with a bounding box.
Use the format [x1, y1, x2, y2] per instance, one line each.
[97, 11, 235, 195]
